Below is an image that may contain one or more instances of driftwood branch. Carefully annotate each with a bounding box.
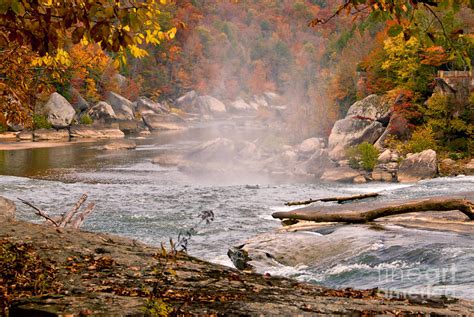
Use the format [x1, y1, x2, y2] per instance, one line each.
[18, 194, 95, 229]
[273, 198, 474, 224]
[18, 198, 60, 227]
[59, 193, 88, 227]
[69, 203, 95, 229]
[285, 193, 379, 206]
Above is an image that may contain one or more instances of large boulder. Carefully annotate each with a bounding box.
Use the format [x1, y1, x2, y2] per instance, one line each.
[297, 138, 324, 156]
[186, 138, 236, 162]
[237, 141, 263, 160]
[346, 94, 391, 120]
[252, 95, 269, 108]
[17, 131, 33, 140]
[41, 92, 76, 128]
[248, 101, 261, 111]
[106, 92, 134, 120]
[88, 102, 117, 121]
[320, 167, 361, 183]
[438, 158, 458, 176]
[33, 129, 69, 140]
[328, 118, 385, 160]
[464, 159, 474, 175]
[142, 113, 186, 131]
[294, 149, 335, 178]
[0, 196, 16, 220]
[69, 88, 89, 112]
[197, 96, 227, 115]
[327, 94, 396, 153]
[118, 120, 145, 134]
[175, 91, 199, 113]
[263, 92, 283, 106]
[398, 150, 438, 183]
[374, 113, 410, 149]
[70, 125, 124, 138]
[229, 98, 253, 112]
[136, 97, 168, 115]
[112, 74, 128, 90]
[377, 149, 392, 164]
[259, 150, 298, 175]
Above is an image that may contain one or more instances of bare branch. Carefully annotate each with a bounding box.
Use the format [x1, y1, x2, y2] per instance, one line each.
[59, 194, 88, 227]
[308, 0, 352, 27]
[422, 3, 468, 70]
[69, 203, 96, 229]
[18, 198, 59, 227]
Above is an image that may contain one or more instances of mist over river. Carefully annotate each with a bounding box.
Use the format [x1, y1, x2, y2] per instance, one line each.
[1, 122, 473, 300]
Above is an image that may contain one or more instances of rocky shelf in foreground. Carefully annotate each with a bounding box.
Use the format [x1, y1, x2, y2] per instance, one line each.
[1, 219, 473, 316]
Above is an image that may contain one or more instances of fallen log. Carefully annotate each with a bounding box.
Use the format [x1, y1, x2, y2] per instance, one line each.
[273, 198, 474, 224]
[285, 193, 379, 206]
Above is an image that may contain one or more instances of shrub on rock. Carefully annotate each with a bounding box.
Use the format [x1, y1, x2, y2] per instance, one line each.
[347, 142, 379, 171]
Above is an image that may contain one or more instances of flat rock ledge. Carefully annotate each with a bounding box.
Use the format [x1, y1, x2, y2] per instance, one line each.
[1, 220, 473, 316]
[70, 125, 125, 139]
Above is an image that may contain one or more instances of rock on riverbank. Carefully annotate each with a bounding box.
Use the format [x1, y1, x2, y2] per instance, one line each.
[1, 217, 473, 315]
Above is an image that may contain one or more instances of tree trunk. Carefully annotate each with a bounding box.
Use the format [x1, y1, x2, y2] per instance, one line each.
[273, 198, 474, 223]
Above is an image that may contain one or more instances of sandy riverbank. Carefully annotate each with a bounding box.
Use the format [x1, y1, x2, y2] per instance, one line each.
[0, 138, 104, 151]
[0, 141, 74, 151]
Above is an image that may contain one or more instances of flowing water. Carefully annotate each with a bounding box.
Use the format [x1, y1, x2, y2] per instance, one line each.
[0, 122, 473, 300]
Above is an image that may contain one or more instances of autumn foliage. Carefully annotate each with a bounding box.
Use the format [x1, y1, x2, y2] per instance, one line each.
[0, 0, 472, 144]
[0, 0, 176, 125]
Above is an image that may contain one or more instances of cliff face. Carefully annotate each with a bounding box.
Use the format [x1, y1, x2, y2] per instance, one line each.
[1, 218, 473, 316]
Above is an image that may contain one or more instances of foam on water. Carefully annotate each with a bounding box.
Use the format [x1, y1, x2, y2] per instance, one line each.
[343, 182, 414, 193]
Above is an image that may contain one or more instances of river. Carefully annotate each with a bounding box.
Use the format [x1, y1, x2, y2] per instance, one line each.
[1, 122, 473, 300]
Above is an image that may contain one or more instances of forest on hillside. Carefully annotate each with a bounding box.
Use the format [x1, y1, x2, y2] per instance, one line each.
[1, 0, 473, 154]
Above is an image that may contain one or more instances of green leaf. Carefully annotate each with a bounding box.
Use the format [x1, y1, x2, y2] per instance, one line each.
[0, 0, 12, 14]
[11, 0, 25, 15]
[388, 24, 403, 37]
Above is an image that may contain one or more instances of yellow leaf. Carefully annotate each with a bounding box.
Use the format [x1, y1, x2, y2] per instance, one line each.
[128, 45, 149, 58]
[167, 27, 177, 39]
